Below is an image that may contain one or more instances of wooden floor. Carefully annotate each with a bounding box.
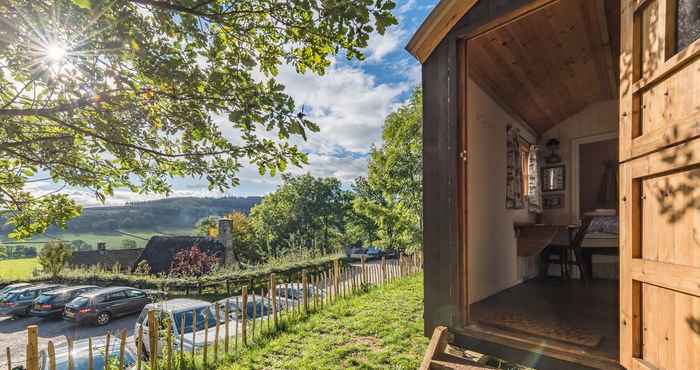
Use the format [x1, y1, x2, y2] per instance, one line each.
[470, 278, 619, 362]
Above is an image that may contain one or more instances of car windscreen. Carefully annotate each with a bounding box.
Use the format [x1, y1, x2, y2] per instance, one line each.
[35, 293, 59, 304]
[50, 345, 135, 370]
[1, 293, 18, 302]
[173, 307, 220, 334]
[68, 297, 90, 308]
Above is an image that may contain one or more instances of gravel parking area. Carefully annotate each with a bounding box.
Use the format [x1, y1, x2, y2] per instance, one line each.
[0, 314, 138, 368]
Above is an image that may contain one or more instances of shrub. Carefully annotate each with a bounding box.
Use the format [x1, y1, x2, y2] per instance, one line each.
[38, 240, 73, 278]
[170, 245, 219, 277]
[134, 260, 151, 275]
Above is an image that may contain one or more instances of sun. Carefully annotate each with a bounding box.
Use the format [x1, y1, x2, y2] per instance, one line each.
[45, 43, 67, 63]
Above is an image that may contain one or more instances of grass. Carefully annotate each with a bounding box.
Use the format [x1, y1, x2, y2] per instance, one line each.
[0, 257, 39, 280]
[220, 274, 427, 370]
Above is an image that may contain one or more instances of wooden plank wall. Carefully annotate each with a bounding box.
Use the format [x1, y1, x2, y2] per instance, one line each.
[422, 36, 462, 336]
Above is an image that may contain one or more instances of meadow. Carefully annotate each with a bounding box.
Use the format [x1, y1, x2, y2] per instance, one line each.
[0, 258, 40, 280]
[1, 227, 195, 250]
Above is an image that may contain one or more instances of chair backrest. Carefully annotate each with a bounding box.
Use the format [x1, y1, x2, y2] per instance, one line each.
[571, 217, 593, 249]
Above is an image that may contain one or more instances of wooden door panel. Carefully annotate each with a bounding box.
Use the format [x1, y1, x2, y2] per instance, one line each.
[621, 2, 700, 366]
[641, 167, 700, 268]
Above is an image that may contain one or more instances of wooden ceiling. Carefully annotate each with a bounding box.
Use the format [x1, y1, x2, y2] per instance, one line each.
[468, 0, 620, 134]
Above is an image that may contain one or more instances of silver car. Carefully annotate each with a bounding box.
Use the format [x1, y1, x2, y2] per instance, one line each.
[39, 336, 137, 370]
[135, 299, 226, 358]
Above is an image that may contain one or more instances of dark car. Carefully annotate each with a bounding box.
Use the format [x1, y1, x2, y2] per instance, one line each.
[347, 246, 366, 260]
[30, 285, 99, 319]
[0, 284, 64, 317]
[366, 246, 382, 259]
[64, 287, 151, 326]
[0, 283, 32, 297]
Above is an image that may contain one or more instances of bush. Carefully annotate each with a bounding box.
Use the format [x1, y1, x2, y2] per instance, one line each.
[170, 245, 219, 277]
[38, 240, 72, 278]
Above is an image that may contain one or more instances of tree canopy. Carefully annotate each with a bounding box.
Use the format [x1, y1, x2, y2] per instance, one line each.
[0, 0, 397, 239]
[353, 89, 422, 252]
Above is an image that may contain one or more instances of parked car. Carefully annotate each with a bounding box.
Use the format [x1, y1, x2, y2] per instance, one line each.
[64, 287, 151, 326]
[216, 295, 273, 320]
[268, 283, 324, 308]
[347, 246, 366, 260]
[39, 336, 136, 370]
[0, 284, 64, 317]
[366, 246, 382, 259]
[0, 283, 32, 297]
[30, 285, 99, 319]
[384, 248, 399, 259]
[135, 299, 225, 358]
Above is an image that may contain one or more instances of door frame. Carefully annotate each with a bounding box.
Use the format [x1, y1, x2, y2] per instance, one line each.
[571, 131, 619, 223]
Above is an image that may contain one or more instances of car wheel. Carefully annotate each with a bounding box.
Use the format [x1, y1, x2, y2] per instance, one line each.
[96, 312, 111, 326]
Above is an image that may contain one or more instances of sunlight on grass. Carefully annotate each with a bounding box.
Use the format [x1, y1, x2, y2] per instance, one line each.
[221, 275, 427, 370]
[0, 258, 40, 280]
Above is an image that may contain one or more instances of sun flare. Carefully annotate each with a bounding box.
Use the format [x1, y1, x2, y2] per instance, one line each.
[45, 43, 67, 63]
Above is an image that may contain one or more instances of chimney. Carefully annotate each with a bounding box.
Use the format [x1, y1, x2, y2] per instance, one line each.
[97, 242, 107, 255]
[217, 218, 234, 266]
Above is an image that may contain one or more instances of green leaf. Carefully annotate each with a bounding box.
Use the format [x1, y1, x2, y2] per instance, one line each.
[71, 0, 91, 9]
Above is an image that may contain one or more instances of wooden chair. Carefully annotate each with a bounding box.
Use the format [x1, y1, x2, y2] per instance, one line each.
[539, 218, 592, 280]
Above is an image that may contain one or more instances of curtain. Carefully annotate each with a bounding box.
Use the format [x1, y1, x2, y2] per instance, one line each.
[528, 145, 543, 213]
[506, 125, 524, 209]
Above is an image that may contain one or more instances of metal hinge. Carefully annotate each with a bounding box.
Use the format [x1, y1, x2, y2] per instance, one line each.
[459, 150, 468, 161]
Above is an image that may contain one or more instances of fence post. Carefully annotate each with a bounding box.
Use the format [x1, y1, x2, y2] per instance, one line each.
[136, 325, 142, 370]
[381, 257, 387, 283]
[67, 338, 74, 370]
[333, 260, 340, 300]
[360, 256, 367, 285]
[203, 308, 209, 366]
[224, 302, 230, 354]
[6, 347, 10, 370]
[214, 303, 220, 363]
[148, 310, 158, 370]
[241, 286, 248, 346]
[270, 274, 277, 329]
[251, 288, 256, 341]
[302, 270, 309, 315]
[119, 330, 127, 370]
[179, 313, 185, 366]
[47, 341, 56, 370]
[104, 331, 110, 370]
[26, 325, 38, 370]
[166, 318, 173, 370]
[191, 309, 197, 361]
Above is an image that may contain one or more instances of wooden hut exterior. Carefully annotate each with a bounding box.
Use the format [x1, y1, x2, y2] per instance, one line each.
[409, 1, 700, 369]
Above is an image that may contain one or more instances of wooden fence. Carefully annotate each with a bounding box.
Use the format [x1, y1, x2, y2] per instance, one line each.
[4, 254, 422, 370]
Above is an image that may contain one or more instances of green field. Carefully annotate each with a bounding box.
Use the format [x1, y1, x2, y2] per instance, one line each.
[0, 257, 40, 280]
[1, 227, 195, 250]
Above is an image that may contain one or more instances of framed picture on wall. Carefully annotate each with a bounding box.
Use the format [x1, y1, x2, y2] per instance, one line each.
[542, 165, 565, 192]
[543, 194, 565, 209]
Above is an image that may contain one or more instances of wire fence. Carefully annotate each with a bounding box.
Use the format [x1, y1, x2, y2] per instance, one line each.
[3, 254, 422, 370]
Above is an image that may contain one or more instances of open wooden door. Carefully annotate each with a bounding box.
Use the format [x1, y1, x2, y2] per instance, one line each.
[619, 0, 700, 369]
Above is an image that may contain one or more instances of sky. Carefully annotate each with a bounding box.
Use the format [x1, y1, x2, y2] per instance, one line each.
[29, 0, 438, 207]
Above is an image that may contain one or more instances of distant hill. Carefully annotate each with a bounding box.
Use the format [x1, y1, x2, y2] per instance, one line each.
[1, 196, 262, 236]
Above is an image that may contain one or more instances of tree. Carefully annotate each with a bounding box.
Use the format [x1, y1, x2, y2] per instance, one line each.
[169, 245, 219, 277]
[38, 240, 73, 278]
[195, 216, 218, 236]
[354, 89, 423, 253]
[71, 239, 93, 251]
[249, 174, 351, 256]
[209, 211, 258, 264]
[0, 0, 398, 240]
[345, 177, 380, 246]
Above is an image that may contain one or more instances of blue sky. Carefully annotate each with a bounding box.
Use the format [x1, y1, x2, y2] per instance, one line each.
[30, 0, 438, 206]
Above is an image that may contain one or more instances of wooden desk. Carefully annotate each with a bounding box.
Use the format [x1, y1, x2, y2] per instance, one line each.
[513, 223, 571, 257]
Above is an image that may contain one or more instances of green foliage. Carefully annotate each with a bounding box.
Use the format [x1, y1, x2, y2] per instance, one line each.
[249, 174, 351, 257]
[70, 239, 93, 251]
[195, 216, 218, 236]
[121, 239, 137, 249]
[38, 240, 73, 278]
[0, 0, 397, 239]
[353, 89, 423, 252]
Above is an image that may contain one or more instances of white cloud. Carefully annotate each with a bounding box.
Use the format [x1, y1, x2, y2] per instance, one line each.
[363, 26, 406, 62]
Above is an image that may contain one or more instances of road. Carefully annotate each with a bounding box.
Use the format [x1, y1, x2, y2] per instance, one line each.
[0, 314, 137, 368]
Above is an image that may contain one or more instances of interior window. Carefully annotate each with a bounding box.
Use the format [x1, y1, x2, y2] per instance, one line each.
[676, 0, 700, 52]
[108, 291, 127, 301]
